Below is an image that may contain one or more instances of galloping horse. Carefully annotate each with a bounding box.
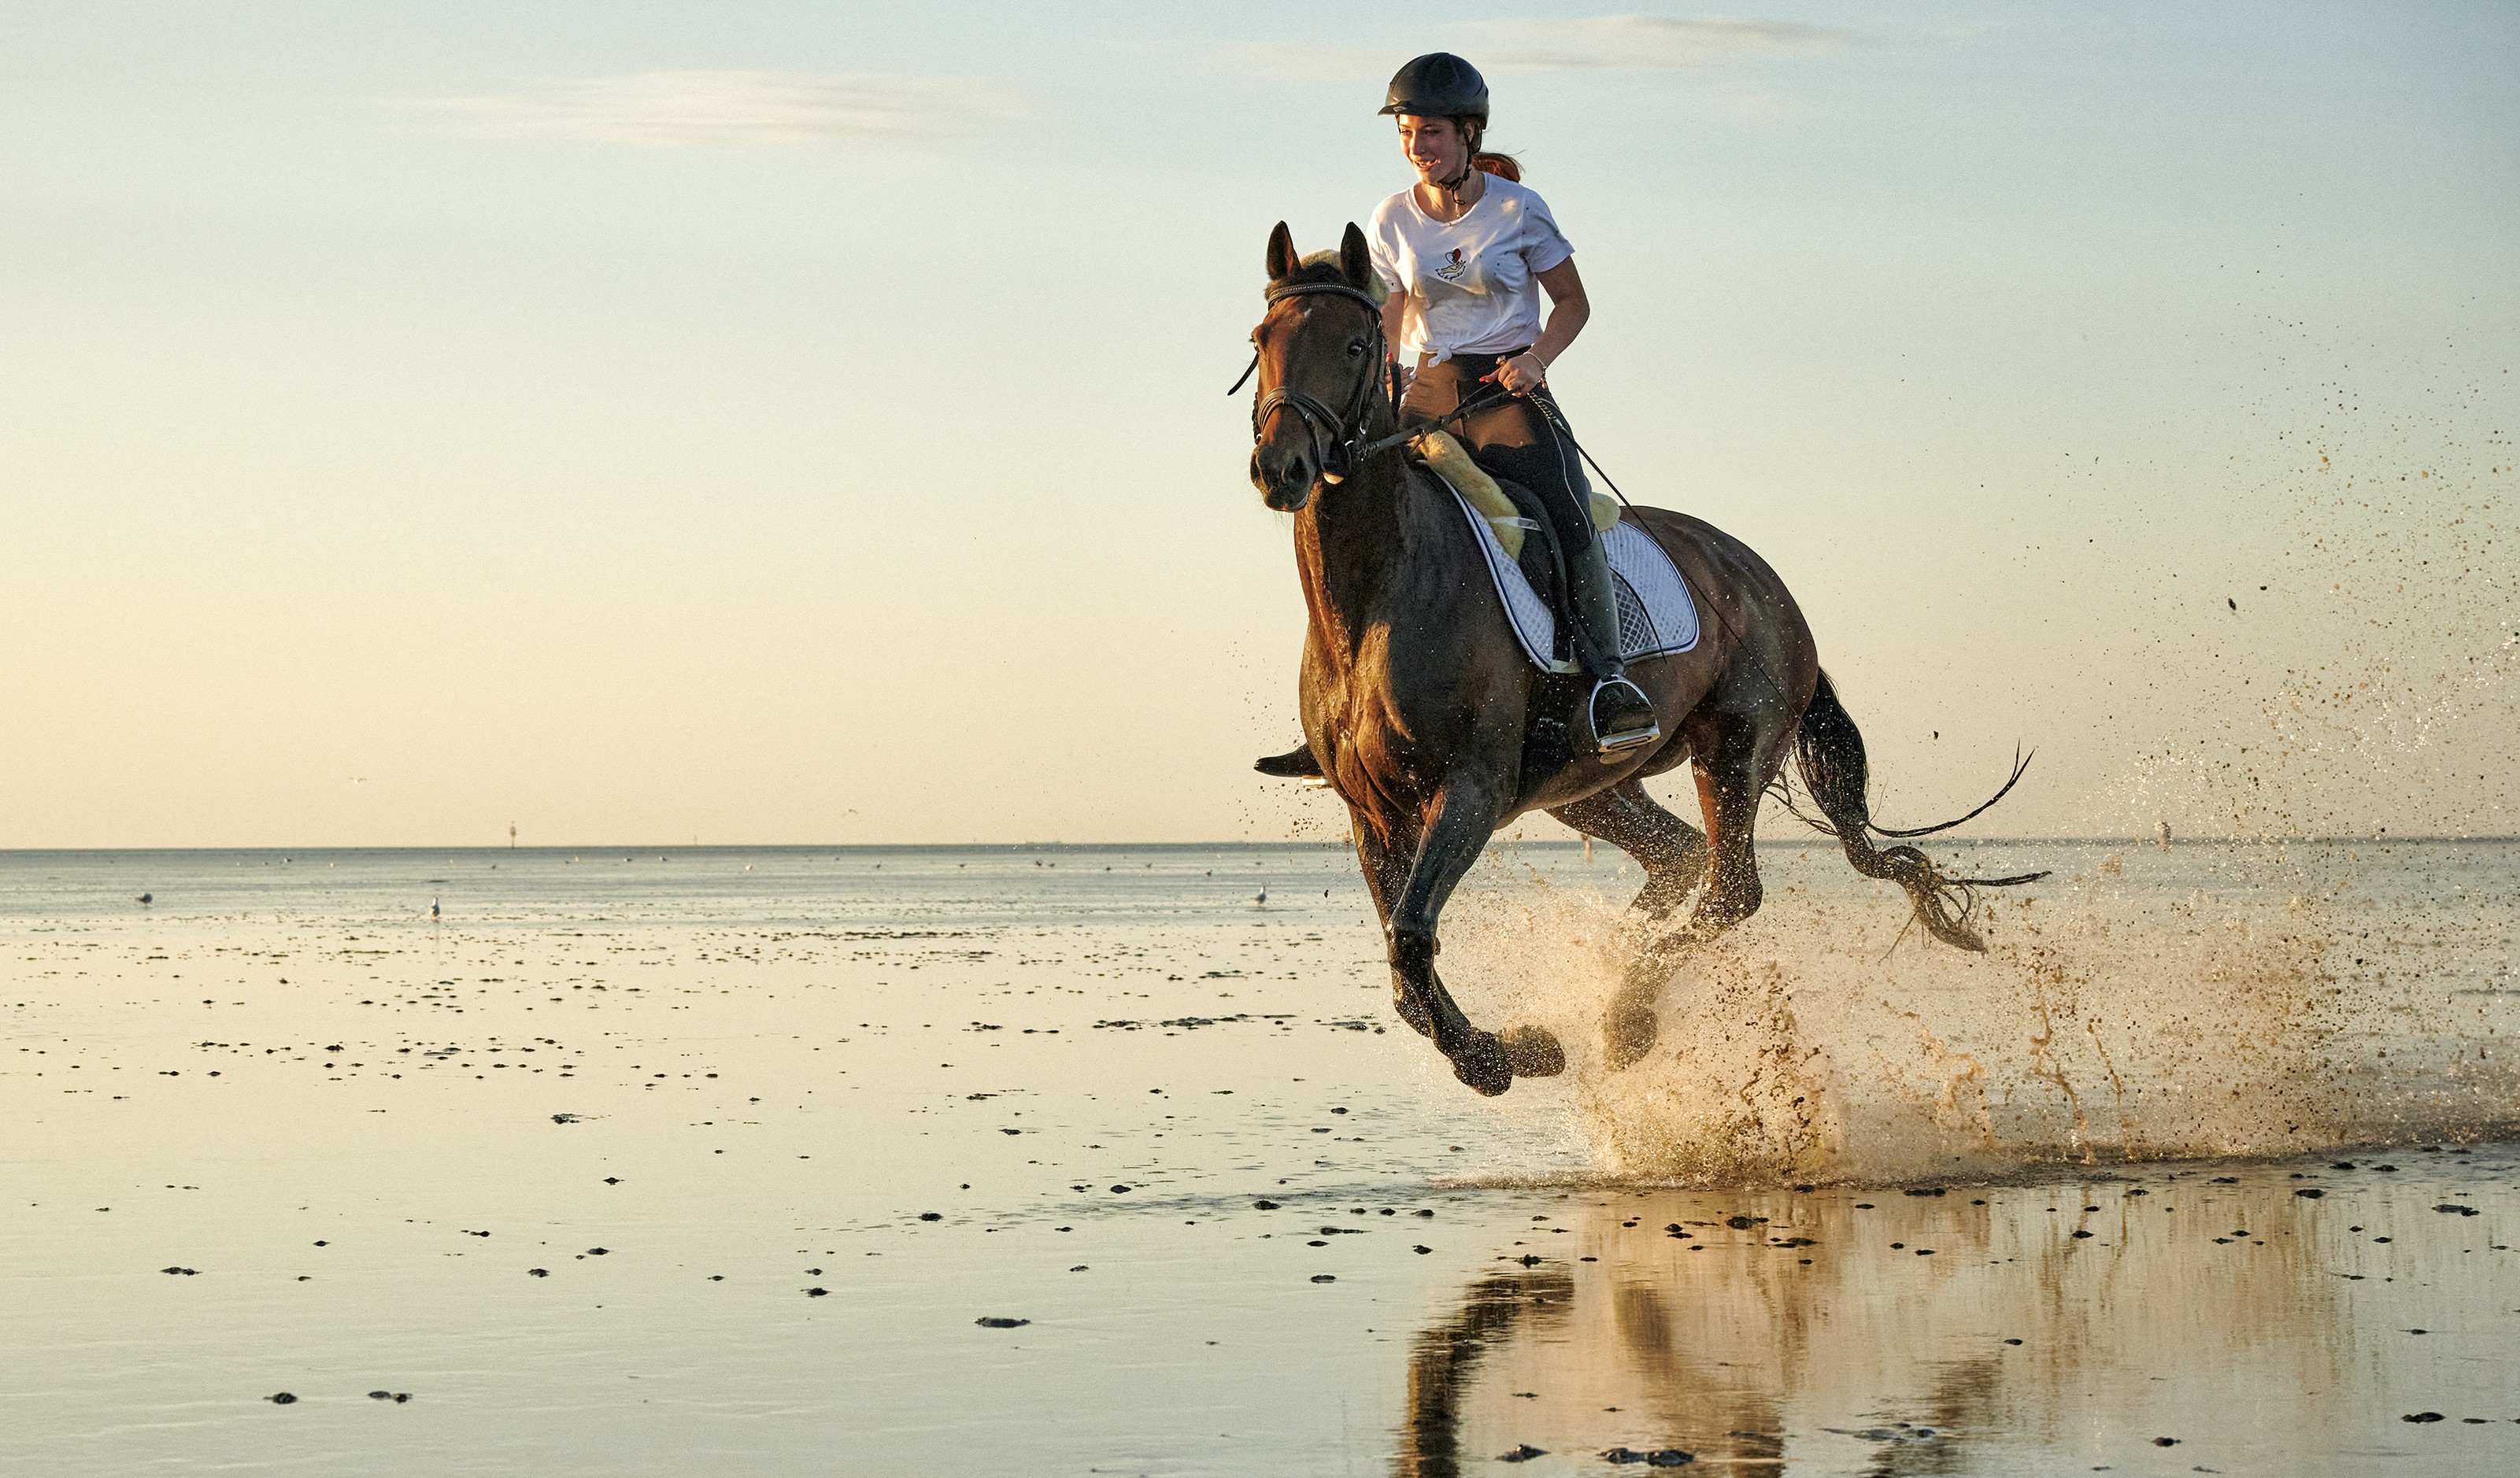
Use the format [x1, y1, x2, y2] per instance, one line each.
[1246, 222, 2038, 1097]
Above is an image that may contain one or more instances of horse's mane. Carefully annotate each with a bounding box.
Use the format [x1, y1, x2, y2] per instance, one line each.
[1275, 249, 1389, 307]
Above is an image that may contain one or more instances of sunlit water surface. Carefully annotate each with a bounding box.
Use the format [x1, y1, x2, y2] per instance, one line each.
[3, 841, 2515, 1475]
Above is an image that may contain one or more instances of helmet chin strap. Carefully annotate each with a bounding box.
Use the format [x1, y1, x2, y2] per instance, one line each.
[1433, 122, 1481, 197]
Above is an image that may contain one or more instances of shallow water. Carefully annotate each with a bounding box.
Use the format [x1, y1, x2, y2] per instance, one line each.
[3, 841, 2515, 1474]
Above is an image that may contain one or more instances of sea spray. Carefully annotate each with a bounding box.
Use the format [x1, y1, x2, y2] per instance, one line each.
[1434, 841, 2515, 1186]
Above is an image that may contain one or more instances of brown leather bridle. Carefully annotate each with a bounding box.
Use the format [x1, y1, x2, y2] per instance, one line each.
[1242, 280, 1386, 487]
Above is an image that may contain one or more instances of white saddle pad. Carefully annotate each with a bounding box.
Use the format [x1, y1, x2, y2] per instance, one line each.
[1441, 482, 1702, 674]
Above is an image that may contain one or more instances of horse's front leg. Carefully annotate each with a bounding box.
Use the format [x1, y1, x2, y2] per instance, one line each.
[1345, 815, 1433, 1040]
[1382, 775, 1554, 1096]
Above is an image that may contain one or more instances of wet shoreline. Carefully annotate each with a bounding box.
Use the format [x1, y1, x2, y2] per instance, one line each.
[5, 844, 2514, 1473]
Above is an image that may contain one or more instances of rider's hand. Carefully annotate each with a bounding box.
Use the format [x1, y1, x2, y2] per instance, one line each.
[1496, 351, 1549, 394]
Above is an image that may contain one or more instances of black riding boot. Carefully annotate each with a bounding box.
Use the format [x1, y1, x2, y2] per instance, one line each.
[1564, 533, 1660, 752]
[1255, 745, 1323, 779]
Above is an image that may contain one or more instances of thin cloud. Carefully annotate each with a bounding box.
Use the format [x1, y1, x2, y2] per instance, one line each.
[1467, 14, 1852, 69]
[1214, 13, 1853, 81]
[427, 70, 1018, 146]
[1217, 41, 1394, 83]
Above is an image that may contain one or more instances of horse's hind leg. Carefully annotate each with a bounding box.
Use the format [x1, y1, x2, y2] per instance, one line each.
[1549, 779, 1710, 922]
[1603, 715, 1790, 1069]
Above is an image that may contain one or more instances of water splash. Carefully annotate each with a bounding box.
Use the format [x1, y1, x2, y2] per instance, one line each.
[1438, 844, 2517, 1186]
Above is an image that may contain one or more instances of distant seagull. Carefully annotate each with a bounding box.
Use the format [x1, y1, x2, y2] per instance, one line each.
[1254, 885, 1267, 906]
[429, 896, 440, 921]
[137, 892, 153, 905]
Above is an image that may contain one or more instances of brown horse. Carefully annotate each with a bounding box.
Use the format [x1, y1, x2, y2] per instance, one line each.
[1248, 222, 2037, 1097]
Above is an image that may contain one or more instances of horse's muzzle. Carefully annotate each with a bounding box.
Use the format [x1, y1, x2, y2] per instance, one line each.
[1252, 445, 1317, 512]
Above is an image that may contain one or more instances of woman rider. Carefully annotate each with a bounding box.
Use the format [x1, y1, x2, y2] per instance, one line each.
[1259, 52, 1657, 777]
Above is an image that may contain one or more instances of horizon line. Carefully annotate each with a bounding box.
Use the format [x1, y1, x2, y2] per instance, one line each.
[1, 835, 2511, 855]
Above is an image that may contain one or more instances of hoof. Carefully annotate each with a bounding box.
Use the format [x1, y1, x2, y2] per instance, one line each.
[1499, 1025, 1566, 1077]
[1601, 1004, 1659, 1070]
[1450, 1033, 1514, 1097]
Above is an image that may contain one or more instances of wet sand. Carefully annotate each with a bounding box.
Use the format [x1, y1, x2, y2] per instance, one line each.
[3, 844, 2514, 1474]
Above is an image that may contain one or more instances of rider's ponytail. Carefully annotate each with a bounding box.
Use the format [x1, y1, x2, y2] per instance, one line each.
[1457, 118, 1521, 182]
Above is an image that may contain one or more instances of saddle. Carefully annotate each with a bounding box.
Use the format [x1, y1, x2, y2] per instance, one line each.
[1409, 430, 1613, 667]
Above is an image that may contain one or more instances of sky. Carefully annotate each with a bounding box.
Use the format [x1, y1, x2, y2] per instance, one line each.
[2, 2, 2514, 847]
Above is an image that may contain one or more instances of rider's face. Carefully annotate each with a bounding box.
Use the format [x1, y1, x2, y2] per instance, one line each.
[1397, 115, 1467, 184]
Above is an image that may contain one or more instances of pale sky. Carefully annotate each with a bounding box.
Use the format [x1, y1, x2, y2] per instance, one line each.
[3, 2, 2514, 847]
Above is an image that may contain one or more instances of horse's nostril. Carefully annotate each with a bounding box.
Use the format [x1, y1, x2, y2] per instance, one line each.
[1262, 449, 1312, 485]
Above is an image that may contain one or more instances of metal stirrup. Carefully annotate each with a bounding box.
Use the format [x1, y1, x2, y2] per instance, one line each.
[1590, 676, 1660, 752]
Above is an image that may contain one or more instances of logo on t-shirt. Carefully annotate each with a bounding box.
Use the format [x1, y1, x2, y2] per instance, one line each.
[1433, 247, 1470, 283]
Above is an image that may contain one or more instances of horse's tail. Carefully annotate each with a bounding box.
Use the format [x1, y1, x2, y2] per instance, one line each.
[1786, 670, 2046, 953]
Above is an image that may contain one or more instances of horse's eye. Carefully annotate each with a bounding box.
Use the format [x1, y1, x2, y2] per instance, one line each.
[1346, 341, 1367, 358]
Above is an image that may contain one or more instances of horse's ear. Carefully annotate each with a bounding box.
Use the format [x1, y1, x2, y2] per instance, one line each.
[1265, 222, 1297, 282]
[1338, 224, 1372, 292]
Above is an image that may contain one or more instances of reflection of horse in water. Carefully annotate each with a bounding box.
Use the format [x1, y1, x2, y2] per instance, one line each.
[1246, 223, 2039, 1096]
[1390, 1182, 2355, 1472]
[1395, 1265, 1575, 1476]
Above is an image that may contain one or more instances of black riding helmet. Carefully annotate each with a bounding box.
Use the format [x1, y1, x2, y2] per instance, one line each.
[1378, 53, 1488, 126]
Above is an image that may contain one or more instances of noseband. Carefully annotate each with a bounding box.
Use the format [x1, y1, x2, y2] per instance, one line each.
[1243, 281, 1386, 486]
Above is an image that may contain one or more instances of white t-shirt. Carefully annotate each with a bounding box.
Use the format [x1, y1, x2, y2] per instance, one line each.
[1367, 176, 1573, 364]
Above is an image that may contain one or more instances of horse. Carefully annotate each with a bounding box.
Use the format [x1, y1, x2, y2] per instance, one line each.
[1245, 221, 2041, 1098]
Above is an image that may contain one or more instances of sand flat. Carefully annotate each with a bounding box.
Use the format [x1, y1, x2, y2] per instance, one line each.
[4, 844, 2515, 1473]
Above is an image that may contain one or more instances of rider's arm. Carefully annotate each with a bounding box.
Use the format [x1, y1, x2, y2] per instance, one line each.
[1382, 289, 1412, 394]
[1501, 257, 1588, 393]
